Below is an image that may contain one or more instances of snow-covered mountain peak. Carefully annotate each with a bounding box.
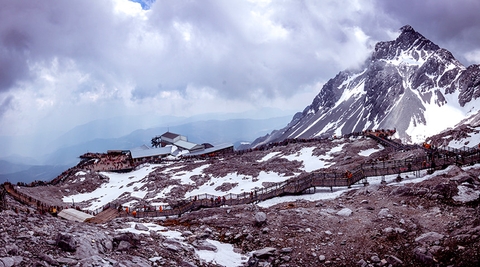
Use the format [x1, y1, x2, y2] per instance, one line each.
[373, 25, 440, 64]
[250, 25, 480, 147]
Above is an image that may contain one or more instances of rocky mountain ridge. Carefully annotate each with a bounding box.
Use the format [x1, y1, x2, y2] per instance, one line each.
[251, 25, 480, 147]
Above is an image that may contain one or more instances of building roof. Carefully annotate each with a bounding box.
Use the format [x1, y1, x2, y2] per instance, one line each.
[58, 208, 94, 222]
[186, 143, 234, 156]
[130, 146, 173, 159]
[131, 144, 150, 150]
[161, 131, 181, 140]
[174, 140, 204, 151]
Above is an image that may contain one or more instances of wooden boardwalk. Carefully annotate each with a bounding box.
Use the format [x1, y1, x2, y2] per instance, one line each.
[4, 133, 480, 222]
[86, 207, 119, 224]
[116, 135, 480, 219]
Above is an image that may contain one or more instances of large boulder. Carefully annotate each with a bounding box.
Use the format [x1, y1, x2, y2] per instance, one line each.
[336, 208, 353, 217]
[135, 223, 149, 231]
[117, 240, 131, 251]
[252, 247, 276, 259]
[254, 212, 267, 226]
[55, 233, 77, 252]
[415, 232, 444, 245]
[192, 240, 218, 252]
[413, 247, 435, 265]
[0, 257, 23, 267]
[113, 232, 140, 248]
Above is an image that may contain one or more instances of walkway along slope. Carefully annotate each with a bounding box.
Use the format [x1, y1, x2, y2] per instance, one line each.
[4, 134, 480, 221]
[114, 134, 480, 219]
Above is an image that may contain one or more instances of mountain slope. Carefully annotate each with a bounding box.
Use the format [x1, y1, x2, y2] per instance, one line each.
[251, 25, 480, 147]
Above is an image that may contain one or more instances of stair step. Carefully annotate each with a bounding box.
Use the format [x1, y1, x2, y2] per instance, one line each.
[87, 207, 119, 224]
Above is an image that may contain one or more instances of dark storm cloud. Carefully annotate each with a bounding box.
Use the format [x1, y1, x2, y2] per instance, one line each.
[140, 0, 379, 101]
[2, 0, 480, 138]
[377, 0, 480, 64]
[0, 26, 31, 92]
[0, 0, 131, 91]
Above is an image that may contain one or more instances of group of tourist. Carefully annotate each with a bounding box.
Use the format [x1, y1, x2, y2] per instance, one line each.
[82, 152, 133, 172]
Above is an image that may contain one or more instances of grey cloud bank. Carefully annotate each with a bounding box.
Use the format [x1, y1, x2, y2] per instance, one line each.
[0, 0, 479, 158]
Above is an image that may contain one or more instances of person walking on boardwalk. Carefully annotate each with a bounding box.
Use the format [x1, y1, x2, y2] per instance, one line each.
[345, 170, 353, 185]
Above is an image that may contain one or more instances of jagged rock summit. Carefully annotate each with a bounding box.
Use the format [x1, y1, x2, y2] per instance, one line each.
[251, 25, 480, 147]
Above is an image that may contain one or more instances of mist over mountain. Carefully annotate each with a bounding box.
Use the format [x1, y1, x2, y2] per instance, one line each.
[251, 25, 480, 148]
[0, 114, 291, 183]
[41, 116, 292, 166]
[0, 165, 68, 184]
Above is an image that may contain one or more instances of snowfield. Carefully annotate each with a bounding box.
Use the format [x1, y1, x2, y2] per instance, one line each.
[63, 164, 160, 210]
[117, 222, 247, 267]
[281, 145, 342, 171]
[448, 131, 480, 148]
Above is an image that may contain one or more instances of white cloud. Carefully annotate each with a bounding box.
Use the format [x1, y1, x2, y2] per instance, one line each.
[465, 49, 480, 64]
[114, 0, 148, 19]
[0, 0, 382, 140]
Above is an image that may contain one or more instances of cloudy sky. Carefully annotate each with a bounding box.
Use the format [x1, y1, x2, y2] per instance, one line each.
[1, 0, 480, 139]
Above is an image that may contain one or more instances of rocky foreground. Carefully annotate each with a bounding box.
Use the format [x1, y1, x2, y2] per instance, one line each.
[1, 163, 480, 267]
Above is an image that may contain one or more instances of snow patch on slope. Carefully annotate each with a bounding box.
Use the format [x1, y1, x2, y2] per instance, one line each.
[359, 145, 384, 156]
[63, 164, 160, 211]
[448, 131, 480, 148]
[453, 185, 480, 203]
[117, 222, 246, 267]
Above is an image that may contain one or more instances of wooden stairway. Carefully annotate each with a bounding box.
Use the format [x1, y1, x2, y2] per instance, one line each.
[86, 207, 119, 224]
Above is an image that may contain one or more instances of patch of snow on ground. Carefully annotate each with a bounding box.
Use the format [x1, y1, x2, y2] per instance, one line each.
[282, 146, 334, 172]
[122, 200, 138, 207]
[117, 222, 182, 239]
[62, 164, 160, 211]
[257, 152, 281, 162]
[453, 185, 480, 203]
[196, 239, 246, 267]
[172, 164, 209, 185]
[130, 189, 148, 199]
[75, 171, 87, 176]
[163, 164, 186, 173]
[185, 171, 293, 198]
[358, 145, 383, 157]
[117, 222, 246, 266]
[448, 131, 480, 148]
[147, 185, 176, 201]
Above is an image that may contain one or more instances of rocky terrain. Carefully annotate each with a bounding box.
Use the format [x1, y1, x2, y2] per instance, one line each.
[1, 136, 480, 267]
[16, 136, 387, 212]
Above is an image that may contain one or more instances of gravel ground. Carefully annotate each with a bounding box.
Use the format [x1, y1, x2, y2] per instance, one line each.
[2, 136, 480, 266]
